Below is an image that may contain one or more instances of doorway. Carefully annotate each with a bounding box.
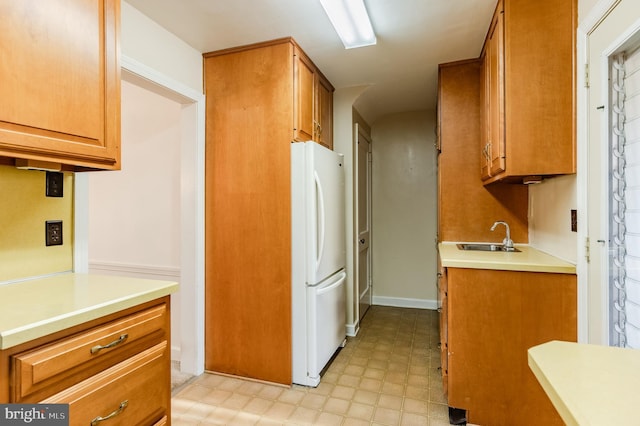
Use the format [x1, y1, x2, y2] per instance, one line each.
[74, 56, 205, 376]
[584, 0, 640, 345]
[356, 123, 372, 320]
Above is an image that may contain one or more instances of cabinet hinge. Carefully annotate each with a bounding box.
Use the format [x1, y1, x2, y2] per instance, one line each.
[584, 63, 590, 88]
[585, 236, 590, 263]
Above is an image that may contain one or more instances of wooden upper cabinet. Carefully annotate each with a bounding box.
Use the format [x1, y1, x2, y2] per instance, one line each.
[294, 51, 315, 142]
[316, 74, 334, 149]
[480, 0, 575, 184]
[293, 47, 335, 149]
[487, 8, 505, 176]
[0, 0, 121, 171]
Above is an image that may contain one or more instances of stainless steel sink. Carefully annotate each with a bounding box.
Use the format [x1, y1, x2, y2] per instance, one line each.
[456, 243, 520, 252]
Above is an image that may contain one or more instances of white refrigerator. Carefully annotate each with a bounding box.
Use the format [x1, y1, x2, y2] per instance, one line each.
[291, 141, 347, 387]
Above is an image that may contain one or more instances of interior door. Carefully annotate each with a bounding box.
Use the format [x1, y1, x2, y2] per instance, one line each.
[585, 0, 640, 345]
[356, 124, 372, 320]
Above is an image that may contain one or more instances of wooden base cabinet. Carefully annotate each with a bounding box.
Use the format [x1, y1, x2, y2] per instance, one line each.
[443, 268, 576, 425]
[0, 298, 171, 426]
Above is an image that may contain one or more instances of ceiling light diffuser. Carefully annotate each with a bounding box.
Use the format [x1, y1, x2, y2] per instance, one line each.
[319, 0, 377, 49]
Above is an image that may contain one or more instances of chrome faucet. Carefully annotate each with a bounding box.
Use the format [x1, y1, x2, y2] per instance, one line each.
[491, 221, 515, 251]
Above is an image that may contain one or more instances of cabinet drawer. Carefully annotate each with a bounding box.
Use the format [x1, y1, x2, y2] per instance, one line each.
[42, 341, 169, 426]
[12, 304, 167, 402]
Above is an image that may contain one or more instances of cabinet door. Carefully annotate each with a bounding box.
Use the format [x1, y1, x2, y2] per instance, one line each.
[0, 0, 120, 170]
[487, 7, 505, 176]
[479, 51, 491, 179]
[437, 265, 448, 395]
[293, 51, 315, 142]
[315, 75, 333, 149]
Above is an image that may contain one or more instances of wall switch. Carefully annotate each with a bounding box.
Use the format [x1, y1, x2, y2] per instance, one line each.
[46, 171, 64, 197]
[571, 209, 577, 232]
[46, 220, 63, 246]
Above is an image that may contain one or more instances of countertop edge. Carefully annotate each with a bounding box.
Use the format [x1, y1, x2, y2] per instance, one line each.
[438, 242, 577, 274]
[0, 281, 178, 350]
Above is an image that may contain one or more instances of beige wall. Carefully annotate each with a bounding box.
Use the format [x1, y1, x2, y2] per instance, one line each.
[529, 175, 578, 262]
[0, 166, 74, 281]
[371, 111, 438, 306]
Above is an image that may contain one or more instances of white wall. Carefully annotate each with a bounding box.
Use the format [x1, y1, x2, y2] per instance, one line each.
[122, 2, 202, 94]
[88, 80, 182, 268]
[371, 111, 438, 307]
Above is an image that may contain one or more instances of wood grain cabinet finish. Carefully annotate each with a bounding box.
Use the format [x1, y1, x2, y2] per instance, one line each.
[293, 47, 335, 149]
[480, 6, 505, 179]
[437, 59, 529, 243]
[480, 0, 576, 184]
[0, 298, 170, 425]
[443, 268, 576, 425]
[436, 259, 448, 395]
[0, 0, 121, 170]
[203, 37, 334, 385]
[42, 342, 168, 426]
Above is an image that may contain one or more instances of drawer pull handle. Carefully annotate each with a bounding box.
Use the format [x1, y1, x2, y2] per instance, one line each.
[90, 333, 128, 354]
[91, 400, 128, 426]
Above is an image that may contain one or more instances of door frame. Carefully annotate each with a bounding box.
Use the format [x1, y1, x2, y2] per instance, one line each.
[578, 0, 640, 344]
[355, 123, 373, 321]
[74, 55, 206, 375]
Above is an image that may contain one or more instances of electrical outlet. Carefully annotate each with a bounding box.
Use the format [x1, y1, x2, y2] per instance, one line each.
[46, 220, 63, 246]
[571, 209, 577, 232]
[46, 171, 64, 197]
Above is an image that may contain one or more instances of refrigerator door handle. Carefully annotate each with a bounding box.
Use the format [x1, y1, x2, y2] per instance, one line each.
[315, 170, 326, 270]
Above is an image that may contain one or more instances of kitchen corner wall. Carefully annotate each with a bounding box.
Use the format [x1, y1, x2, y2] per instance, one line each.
[0, 166, 74, 282]
[529, 174, 578, 263]
[371, 110, 438, 307]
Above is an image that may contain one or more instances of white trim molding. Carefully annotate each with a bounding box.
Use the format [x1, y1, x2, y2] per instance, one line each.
[346, 322, 360, 337]
[88, 261, 181, 279]
[372, 297, 438, 310]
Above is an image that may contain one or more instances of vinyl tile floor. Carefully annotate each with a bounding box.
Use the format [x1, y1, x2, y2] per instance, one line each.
[171, 306, 454, 425]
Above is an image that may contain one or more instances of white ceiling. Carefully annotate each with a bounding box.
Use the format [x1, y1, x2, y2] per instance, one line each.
[125, 0, 497, 124]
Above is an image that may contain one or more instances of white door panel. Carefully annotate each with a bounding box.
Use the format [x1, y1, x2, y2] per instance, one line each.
[586, 0, 640, 345]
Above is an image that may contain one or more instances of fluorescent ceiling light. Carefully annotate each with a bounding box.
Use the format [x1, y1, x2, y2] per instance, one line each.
[319, 0, 376, 49]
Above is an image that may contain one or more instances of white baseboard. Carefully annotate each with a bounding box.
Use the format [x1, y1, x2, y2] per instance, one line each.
[172, 345, 181, 362]
[89, 261, 180, 280]
[372, 296, 438, 310]
[346, 322, 359, 337]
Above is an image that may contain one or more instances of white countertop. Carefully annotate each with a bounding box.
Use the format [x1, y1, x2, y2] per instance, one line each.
[528, 340, 640, 426]
[0, 273, 178, 349]
[438, 242, 576, 274]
